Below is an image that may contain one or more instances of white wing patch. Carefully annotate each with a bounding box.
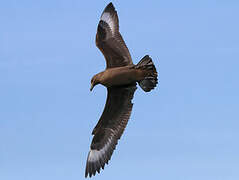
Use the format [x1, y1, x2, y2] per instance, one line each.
[101, 12, 115, 34]
[88, 137, 113, 163]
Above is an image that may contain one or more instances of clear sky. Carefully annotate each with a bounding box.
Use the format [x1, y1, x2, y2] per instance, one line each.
[0, 0, 239, 180]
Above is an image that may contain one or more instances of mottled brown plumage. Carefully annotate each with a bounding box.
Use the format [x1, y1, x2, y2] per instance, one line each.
[85, 2, 158, 178]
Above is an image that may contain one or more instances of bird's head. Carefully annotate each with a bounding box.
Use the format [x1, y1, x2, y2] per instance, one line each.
[90, 74, 101, 91]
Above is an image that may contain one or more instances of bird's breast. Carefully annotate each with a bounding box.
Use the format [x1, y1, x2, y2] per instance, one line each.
[100, 66, 146, 87]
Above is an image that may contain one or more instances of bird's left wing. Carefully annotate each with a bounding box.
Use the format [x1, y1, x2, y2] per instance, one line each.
[85, 84, 137, 178]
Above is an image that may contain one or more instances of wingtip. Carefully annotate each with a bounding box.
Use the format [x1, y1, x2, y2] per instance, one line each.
[85, 162, 101, 178]
[85, 167, 88, 178]
[104, 2, 116, 12]
[85, 150, 105, 178]
[107, 2, 114, 8]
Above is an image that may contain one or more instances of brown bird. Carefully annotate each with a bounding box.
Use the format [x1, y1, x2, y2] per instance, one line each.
[85, 2, 158, 178]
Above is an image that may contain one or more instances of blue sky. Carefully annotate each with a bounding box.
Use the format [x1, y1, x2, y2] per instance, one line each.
[0, 0, 239, 180]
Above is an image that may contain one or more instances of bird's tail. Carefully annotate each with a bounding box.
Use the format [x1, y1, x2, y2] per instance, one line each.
[135, 55, 158, 92]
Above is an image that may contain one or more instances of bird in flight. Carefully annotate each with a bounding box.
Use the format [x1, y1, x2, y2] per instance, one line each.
[85, 2, 158, 178]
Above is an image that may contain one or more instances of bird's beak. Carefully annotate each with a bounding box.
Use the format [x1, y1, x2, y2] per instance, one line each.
[90, 83, 94, 91]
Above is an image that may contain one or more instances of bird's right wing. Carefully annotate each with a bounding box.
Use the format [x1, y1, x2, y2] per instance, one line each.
[85, 84, 137, 178]
[96, 2, 133, 68]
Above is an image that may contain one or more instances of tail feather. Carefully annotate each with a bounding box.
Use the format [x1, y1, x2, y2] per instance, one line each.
[136, 55, 158, 92]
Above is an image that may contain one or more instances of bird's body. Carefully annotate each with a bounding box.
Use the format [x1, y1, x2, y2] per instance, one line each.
[93, 65, 149, 88]
[85, 2, 159, 178]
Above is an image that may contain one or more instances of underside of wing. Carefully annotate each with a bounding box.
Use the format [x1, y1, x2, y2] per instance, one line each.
[85, 84, 137, 178]
[96, 2, 133, 68]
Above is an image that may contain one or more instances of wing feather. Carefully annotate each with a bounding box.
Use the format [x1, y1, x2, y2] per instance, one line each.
[85, 84, 137, 178]
[96, 2, 133, 68]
